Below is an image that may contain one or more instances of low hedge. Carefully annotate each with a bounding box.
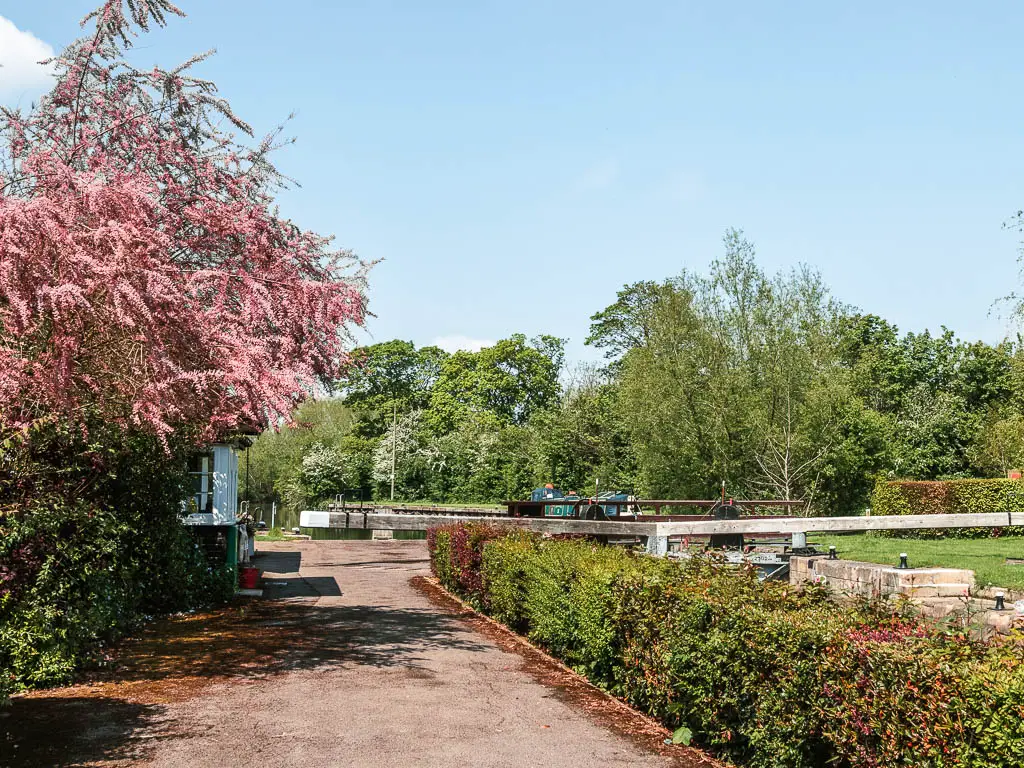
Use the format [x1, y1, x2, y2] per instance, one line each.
[871, 479, 1024, 538]
[429, 523, 1024, 768]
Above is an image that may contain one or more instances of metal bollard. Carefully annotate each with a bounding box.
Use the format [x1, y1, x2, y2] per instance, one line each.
[996, 592, 1006, 611]
[898, 552, 909, 569]
[828, 545, 837, 560]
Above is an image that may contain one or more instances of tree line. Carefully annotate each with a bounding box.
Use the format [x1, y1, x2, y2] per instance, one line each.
[244, 229, 1024, 516]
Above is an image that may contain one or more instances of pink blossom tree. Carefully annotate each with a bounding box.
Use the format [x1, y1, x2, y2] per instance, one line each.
[0, 1, 367, 443]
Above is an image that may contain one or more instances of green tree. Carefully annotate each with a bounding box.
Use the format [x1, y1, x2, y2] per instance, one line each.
[530, 365, 637, 494]
[586, 280, 667, 362]
[427, 335, 564, 433]
[837, 315, 1015, 480]
[616, 230, 848, 509]
[372, 410, 430, 499]
[240, 398, 371, 512]
[972, 411, 1024, 476]
[338, 340, 448, 437]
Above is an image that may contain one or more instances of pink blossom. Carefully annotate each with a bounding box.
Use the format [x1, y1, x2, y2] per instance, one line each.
[0, 2, 367, 443]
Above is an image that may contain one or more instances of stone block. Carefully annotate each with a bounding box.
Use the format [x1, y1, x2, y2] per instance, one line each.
[889, 568, 973, 589]
[901, 583, 972, 599]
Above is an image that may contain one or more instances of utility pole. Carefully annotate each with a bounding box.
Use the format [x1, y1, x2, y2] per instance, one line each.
[390, 401, 397, 501]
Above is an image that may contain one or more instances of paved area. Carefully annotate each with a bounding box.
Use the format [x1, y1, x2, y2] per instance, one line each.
[4, 540, 703, 767]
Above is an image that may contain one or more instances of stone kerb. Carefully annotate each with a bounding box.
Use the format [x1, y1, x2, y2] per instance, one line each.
[790, 556, 972, 600]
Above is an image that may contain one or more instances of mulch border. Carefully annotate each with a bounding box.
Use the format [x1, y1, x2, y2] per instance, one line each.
[410, 575, 727, 768]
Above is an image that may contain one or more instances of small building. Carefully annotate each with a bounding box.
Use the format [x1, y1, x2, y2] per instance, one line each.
[182, 435, 257, 575]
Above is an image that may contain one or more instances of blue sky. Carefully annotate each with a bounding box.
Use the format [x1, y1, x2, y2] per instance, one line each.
[2, 1, 1023, 361]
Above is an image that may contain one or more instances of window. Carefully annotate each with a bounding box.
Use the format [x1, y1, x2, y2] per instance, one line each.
[187, 451, 216, 515]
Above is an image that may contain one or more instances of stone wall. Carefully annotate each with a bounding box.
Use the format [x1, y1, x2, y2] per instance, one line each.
[790, 556, 972, 599]
[790, 556, 1021, 637]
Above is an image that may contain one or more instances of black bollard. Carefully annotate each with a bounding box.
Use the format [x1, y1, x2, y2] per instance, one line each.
[898, 552, 909, 569]
[996, 593, 1006, 611]
[828, 545, 837, 560]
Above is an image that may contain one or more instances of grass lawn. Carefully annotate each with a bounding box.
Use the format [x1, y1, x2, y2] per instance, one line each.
[255, 527, 288, 541]
[817, 534, 1024, 590]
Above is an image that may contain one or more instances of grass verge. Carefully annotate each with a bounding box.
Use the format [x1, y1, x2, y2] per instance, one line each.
[255, 527, 288, 541]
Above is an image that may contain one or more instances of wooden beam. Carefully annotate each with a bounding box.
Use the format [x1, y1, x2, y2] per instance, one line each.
[300, 510, 1019, 536]
[301, 510, 653, 535]
[652, 512, 1013, 537]
[326, 503, 507, 516]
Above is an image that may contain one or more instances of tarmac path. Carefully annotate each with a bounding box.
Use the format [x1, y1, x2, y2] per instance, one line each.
[3, 540, 716, 768]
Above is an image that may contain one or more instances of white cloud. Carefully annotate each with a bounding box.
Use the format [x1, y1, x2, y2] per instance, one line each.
[0, 16, 55, 100]
[430, 335, 495, 353]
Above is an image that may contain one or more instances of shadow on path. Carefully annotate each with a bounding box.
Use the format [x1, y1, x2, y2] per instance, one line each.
[6, 542, 484, 764]
[71, 598, 490, 693]
[257, 548, 301, 574]
[2, 696, 168, 767]
[11, 545, 483, 699]
[261, 575, 343, 597]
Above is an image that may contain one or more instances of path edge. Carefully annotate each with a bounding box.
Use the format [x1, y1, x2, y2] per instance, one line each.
[410, 575, 726, 768]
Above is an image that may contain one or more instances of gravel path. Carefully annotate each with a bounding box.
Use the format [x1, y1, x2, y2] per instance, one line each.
[4, 540, 711, 767]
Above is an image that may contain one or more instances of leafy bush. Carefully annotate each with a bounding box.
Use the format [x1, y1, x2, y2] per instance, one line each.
[426, 526, 456, 592]
[818, 620, 975, 766]
[610, 556, 843, 767]
[960, 644, 1024, 768]
[480, 535, 536, 631]
[0, 425, 235, 701]
[871, 479, 1024, 538]
[428, 523, 1024, 768]
[426, 522, 510, 605]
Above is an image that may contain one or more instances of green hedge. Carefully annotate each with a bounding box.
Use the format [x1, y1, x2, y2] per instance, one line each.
[871, 479, 1024, 538]
[0, 425, 236, 700]
[428, 523, 1024, 768]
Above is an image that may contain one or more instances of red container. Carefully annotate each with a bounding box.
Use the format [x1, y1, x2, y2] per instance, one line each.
[238, 566, 260, 590]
